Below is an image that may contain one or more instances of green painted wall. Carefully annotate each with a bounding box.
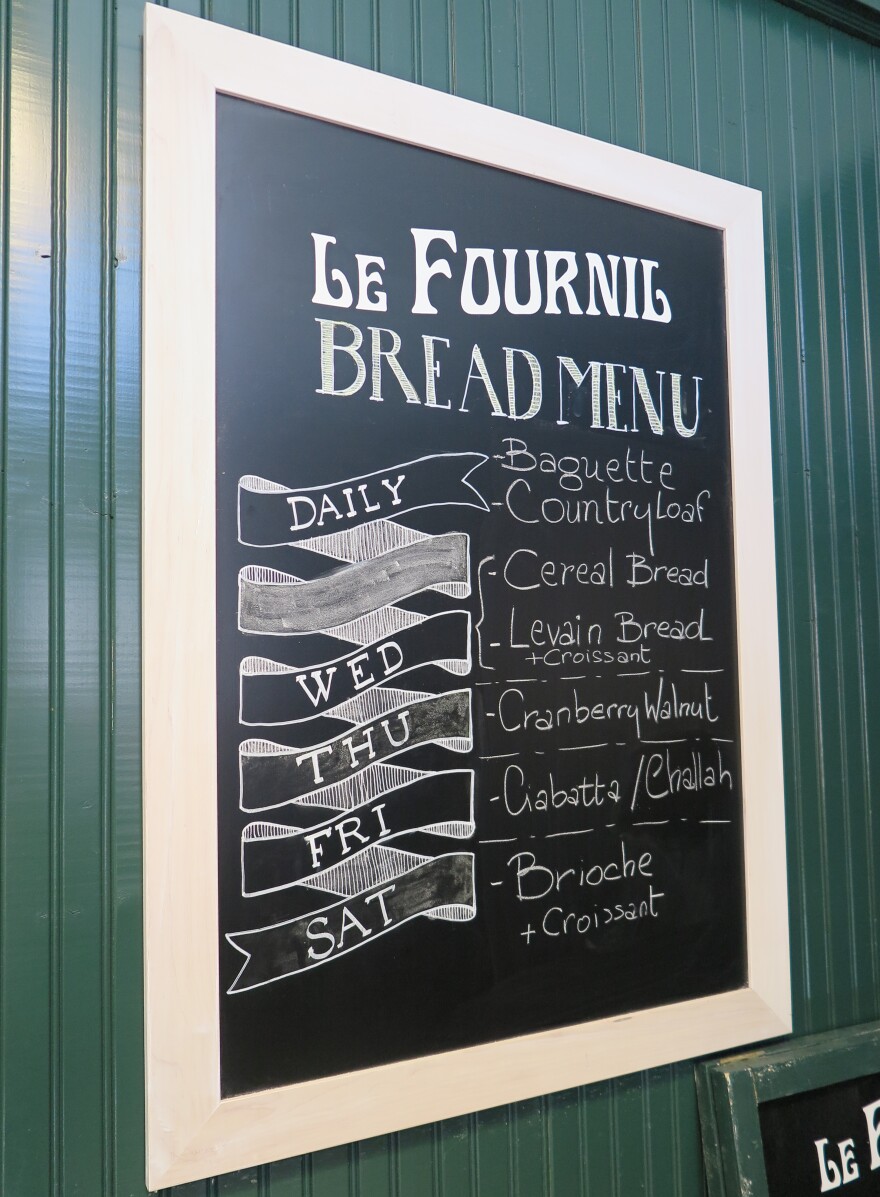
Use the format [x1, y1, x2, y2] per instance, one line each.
[1, 0, 878, 1193]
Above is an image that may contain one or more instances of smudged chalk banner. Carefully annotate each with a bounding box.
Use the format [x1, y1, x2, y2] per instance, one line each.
[227, 853, 477, 990]
[237, 690, 473, 809]
[237, 533, 471, 634]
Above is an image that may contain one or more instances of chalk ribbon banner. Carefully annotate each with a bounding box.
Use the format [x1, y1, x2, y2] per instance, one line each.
[238, 690, 474, 809]
[237, 533, 471, 635]
[239, 610, 472, 724]
[238, 453, 488, 546]
[228, 852, 477, 990]
[241, 769, 476, 895]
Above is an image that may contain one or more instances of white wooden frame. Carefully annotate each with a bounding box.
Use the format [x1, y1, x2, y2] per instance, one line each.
[142, 6, 790, 1189]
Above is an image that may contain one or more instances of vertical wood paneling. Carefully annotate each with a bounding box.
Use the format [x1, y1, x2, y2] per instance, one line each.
[547, 0, 585, 134]
[414, 0, 450, 92]
[449, 0, 488, 102]
[850, 48, 880, 1017]
[59, 0, 104, 1188]
[1, 0, 879, 1192]
[485, 0, 518, 114]
[339, 0, 374, 70]
[0, 7, 9, 1188]
[2, 2, 56, 1194]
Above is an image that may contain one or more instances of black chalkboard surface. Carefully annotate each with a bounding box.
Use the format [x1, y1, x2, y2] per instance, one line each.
[215, 93, 746, 1098]
[760, 1075, 880, 1195]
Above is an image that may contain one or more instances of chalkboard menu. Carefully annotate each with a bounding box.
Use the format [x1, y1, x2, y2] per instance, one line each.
[216, 95, 746, 1096]
[143, 9, 788, 1185]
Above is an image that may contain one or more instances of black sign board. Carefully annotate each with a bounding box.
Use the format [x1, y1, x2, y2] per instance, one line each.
[698, 1023, 880, 1197]
[215, 94, 746, 1096]
[761, 1076, 880, 1194]
[143, 9, 787, 1185]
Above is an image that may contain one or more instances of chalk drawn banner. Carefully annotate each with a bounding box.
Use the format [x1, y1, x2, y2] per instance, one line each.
[237, 533, 471, 635]
[227, 852, 477, 990]
[240, 769, 476, 895]
[238, 691, 474, 809]
[239, 611, 471, 725]
[238, 453, 488, 546]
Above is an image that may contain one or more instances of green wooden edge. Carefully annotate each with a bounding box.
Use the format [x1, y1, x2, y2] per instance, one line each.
[695, 1063, 728, 1197]
[695, 1021, 880, 1197]
[775, 0, 880, 46]
[718, 1069, 768, 1197]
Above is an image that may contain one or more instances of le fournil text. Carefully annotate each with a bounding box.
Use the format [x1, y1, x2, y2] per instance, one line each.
[313, 230, 676, 323]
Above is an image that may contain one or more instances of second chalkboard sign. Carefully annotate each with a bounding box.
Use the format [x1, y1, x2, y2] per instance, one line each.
[698, 1023, 880, 1197]
[143, 7, 790, 1187]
